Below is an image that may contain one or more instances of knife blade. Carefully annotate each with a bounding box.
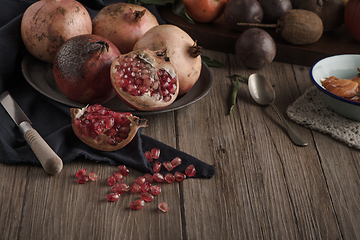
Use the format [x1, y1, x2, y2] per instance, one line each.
[0, 91, 63, 175]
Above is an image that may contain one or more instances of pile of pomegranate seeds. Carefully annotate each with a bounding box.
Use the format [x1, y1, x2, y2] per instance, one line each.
[73, 104, 133, 146]
[75, 146, 198, 213]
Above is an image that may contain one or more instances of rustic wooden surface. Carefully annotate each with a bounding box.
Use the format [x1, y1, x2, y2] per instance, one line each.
[1, 49, 360, 240]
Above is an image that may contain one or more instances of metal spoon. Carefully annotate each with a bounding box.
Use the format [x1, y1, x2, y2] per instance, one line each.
[248, 73, 308, 147]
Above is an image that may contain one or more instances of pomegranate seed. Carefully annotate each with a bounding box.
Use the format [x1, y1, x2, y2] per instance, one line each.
[112, 172, 124, 182]
[107, 193, 120, 202]
[164, 173, 175, 183]
[153, 161, 162, 173]
[158, 202, 169, 213]
[131, 183, 142, 193]
[77, 175, 89, 184]
[152, 172, 165, 182]
[171, 157, 182, 168]
[163, 161, 173, 171]
[76, 168, 87, 178]
[174, 172, 186, 182]
[144, 151, 153, 162]
[141, 192, 155, 202]
[141, 181, 151, 192]
[151, 148, 160, 159]
[89, 171, 98, 181]
[118, 165, 129, 176]
[185, 165, 196, 177]
[111, 183, 125, 194]
[135, 176, 146, 185]
[130, 199, 145, 210]
[119, 182, 130, 192]
[107, 175, 117, 186]
[150, 185, 161, 195]
[144, 173, 154, 183]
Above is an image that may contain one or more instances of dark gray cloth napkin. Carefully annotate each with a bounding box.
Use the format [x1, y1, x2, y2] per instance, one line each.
[0, 0, 215, 178]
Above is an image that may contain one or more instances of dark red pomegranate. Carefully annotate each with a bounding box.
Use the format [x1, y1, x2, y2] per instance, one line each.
[71, 104, 147, 151]
[110, 49, 179, 111]
[92, 2, 159, 54]
[53, 34, 120, 104]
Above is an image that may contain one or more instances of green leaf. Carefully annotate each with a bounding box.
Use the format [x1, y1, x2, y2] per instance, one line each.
[172, 0, 194, 24]
[201, 56, 226, 68]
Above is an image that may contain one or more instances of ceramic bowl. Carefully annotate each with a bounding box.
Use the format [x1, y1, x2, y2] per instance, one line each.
[311, 54, 360, 121]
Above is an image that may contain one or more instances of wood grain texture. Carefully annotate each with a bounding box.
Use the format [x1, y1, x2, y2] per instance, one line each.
[1, 49, 360, 240]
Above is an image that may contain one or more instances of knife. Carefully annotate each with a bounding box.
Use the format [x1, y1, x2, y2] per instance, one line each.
[0, 91, 63, 175]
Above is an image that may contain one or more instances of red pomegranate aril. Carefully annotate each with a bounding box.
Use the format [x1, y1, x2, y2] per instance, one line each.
[112, 172, 124, 182]
[119, 182, 130, 192]
[107, 175, 117, 186]
[141, 181, 151, 192]
[164, 173, 175, 183]
[135, 176, 146, 185]
[150, 185, 161, 195]
[89, 171, 98, 181]
[153, 161, 162, 173]
[77, 175, 89, 184]
[151, 148, 160, 159]
[107, 193, 120, 202]
[174, 172, 186, 182]
[185, 165, 196, 177]
[152, 172, 165, 182]
[118, 165, 130, 176]
[163, 161, 173, 171]
[144, 173, 154, 183]
[112, 183, 125, 194]
[144, 151, 153, 162]
[141, 192, 154, 202]
[171, 157, 182, 168]
[130, 199, 145, 210]
[158, 202, 169, 213]
[131, 183, 142, 193]
[76, 168, 87, 178]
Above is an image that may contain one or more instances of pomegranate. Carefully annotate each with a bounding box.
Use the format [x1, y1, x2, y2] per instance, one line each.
[53, 34, 120, 104]
[21, 0, 92, 63]
[92, 2, 159, 54]
[345, 0, 360, 42]
[134, 24, 202, 95]
[70, 104, 147, 151]
[110, 49, 179, 111]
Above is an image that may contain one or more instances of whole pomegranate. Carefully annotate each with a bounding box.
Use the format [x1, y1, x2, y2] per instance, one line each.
[21, 0, 92, 63]
[92, 3, 159, 54]
[344, 0, 360, 42]
[71, 104, 147, 151]
[133, 24, 202, 95]
[110, 49, 179, 111]
[182, 0, 228, 23]
[53, 34, 120, 104]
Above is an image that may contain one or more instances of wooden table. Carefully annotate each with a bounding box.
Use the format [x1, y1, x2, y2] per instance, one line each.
[1, 49, 360, 240]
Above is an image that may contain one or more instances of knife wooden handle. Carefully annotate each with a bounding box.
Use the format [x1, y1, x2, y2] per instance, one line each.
[23, 128, 63, 175]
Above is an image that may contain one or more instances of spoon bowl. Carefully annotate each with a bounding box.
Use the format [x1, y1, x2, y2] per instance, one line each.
[248, 73, 308, 147]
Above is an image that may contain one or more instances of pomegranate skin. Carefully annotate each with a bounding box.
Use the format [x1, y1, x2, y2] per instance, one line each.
[92, 2, 159, 54]
[134, 24, 202, 96]
[53, 34, 120, 104]
[21, 0, 92, 63]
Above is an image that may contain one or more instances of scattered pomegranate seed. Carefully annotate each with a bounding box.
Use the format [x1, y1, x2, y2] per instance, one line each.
[111, 183, 125, 194]
[88, 171, 98, 181]
[174, 172, 186, 182]
[158, 202, 169, 213]
[141, 182, 151, 192]
[164, 173, 175, 183]
[150, 185, 161, 195]
[185, 165, 196, 177]
[77, 175, 89, 184]
[153, 161, 162, 173]
[151, 148, 160, 159]
[76, 168, 87, 178]
[130, 199, 145, 210]
[144, 151, 153, 162]
[107, 175, 117, 186]
[152, 172, 165, 182]
[131, 183, 142, 193]
[163, 161, 173, 171]
[171, 157, 182, 168]
[112, 172, 124, 182]
[141, 192, 155, 202]
[119, 182, 130, 192]
[107, 193, 120, 202]
[118, 165, 129, 176]
[144, 173, 154, 183]
[135, 176, 146, 185]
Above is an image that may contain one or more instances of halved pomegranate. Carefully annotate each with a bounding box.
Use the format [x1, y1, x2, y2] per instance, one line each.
[71, 104, 147, 151]
[110, 49, 179, 111]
